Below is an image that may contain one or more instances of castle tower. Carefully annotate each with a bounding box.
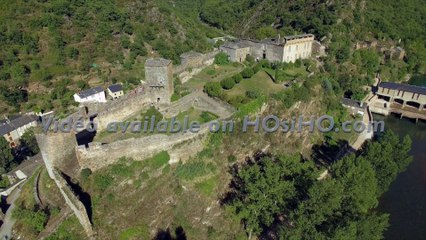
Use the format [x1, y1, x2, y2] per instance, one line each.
[145, 58, 173, 104]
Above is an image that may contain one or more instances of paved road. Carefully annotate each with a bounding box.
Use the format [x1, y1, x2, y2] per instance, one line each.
[0, 154, 43, 240]
[0, 184, 23, 240]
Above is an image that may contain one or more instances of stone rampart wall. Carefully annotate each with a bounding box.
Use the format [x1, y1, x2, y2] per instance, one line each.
[76, 124, 211, 171]
[52, 170, 94, 238]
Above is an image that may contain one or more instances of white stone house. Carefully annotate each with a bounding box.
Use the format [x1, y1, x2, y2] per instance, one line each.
[107, 84, 124, 100]
[73, 86, 106, 103]
[0, 115, 39, 148]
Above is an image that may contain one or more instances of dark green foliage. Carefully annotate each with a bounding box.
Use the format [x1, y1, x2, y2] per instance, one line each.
[232, 73, 243, 83]
[13, 207, 48, 232]
[226, 129, 410, 239]
[0, 87, 27, 110]
[272, 83, 312, 109]
[214, 52, 229, 65]
[227, 155, 237, 163]
[20, 127, 39, 155]
[171, 93, 180, 102]
[141, 106, 163, 125]
[362, 130, 412, 194]
[241, 68, 254, 78]
[0, 137, 14, 174]
[227, 154, 316, 235]
[80, 168, 92, 182]
[332, 154, 379, 214]
[220, 77, 235, 90]
[93, 174, 113, 191]
[245, 89, 261, 99]
[203, 82, 222, 98]
[200, 111, 216, 123]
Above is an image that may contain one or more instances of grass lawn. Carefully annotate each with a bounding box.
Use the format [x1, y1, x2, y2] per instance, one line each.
[174, 107, 218, 124]
[263, 65, 308, 82]
[183, 64, 243, 90]
[225, 70, 283, 98]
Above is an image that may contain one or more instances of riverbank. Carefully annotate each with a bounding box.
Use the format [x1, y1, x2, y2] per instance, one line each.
[375, 114, 426, 240]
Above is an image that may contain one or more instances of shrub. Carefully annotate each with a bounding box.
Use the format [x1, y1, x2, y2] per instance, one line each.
[260, 60, 270, 68]
[253, 64, 262, 73]
[171, 93, 180, 102]
[245, 89, 262, 99]
[214, 52, 229, 65]
[204, 82, 222, 98]
[141, 106, 163, 124]
[0, 177, 9, 188]
[80, 168, 92, 182]
[220, 77, 236, 90]
[227, 155, 237, 163]
[241, 68, 254, 78]
[13, 207, 48, 232]
[233, 73, 243, 83]
[200, 111, 216, 123]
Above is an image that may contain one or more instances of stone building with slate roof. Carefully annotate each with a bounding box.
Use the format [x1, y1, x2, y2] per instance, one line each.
[0, 115, 38, 147]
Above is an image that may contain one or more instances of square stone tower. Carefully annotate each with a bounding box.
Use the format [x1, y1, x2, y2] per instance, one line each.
[145, 58, 173, 104]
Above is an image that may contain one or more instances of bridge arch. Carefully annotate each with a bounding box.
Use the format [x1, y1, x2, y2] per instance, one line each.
[394, 98, 404, 105]
[406, 101, 421, 109]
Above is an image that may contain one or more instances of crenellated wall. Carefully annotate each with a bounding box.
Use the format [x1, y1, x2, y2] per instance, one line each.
[76, 124, 211, 171]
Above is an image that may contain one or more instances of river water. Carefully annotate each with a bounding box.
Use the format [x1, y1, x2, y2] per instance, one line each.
[376, 75, 426, 240]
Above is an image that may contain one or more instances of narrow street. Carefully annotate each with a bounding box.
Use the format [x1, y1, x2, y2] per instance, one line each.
[0, 184, 23, 240]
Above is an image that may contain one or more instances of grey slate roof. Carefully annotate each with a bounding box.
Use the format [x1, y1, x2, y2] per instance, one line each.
[108, 84, 122, 93]
[284, 34, 315, 41]
[0, 115, 38, 136]
[221, 40, 252, 49]
[145, 58, 171, 67]
[77, 86, 104, 99]
[379, 82, 426, 95]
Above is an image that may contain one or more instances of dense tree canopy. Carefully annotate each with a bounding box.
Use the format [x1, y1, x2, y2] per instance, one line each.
[226, 130, 412, 239]
[0, 137, 14, 174]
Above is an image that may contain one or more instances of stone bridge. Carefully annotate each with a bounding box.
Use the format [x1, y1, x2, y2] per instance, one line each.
[372, 82, 426, 121]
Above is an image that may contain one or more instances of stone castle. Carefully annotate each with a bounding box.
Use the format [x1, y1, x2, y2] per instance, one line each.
[220, 34, 315, 63]
[34, 35, 322, 237]
[35, 55, 234, 238]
